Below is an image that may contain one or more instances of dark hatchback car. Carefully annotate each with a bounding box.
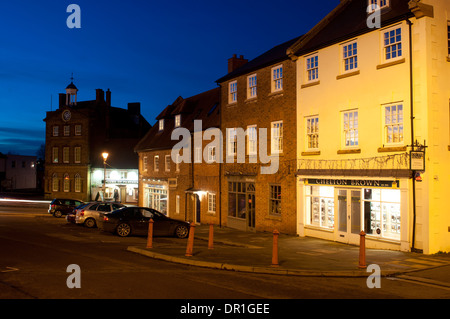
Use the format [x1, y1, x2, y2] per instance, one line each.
[102, 207, 190, 239]
[48, 198, 84, 218]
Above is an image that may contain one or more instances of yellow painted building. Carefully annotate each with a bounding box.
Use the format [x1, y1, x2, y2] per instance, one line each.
[288, 0, 450, 254]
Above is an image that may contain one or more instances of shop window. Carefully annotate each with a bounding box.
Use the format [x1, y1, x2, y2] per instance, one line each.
[305, 186, 335, 229]
[228, 182, 254, 219]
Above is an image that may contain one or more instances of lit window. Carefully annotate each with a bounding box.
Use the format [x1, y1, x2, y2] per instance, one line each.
[272, 65, 283, 92]
[306, 55, 319, 81]
[175, 114, 181, 128]
[305, 186, 334, 229]
[74, 174, 81, 193]
[154, 155, 159, 171]
[74, 147, 81, 163]
[384, 103, 403, 144]
[269, 185, 281, 216]
[52, 147, 59, 163]
[165, 155, 171, 171]
[208, 193, 216, 213]
[343, 110, 359, 147]
[63, 173, 70, 192]
[52, 173, 59, 192]
[159, 119, 164, 131]
[247, 125, 257, 156]
[384, 27, 402, 61]
[271, 121, 283, 154]
[343, 41, 358, 71]
[229, 81, 237, 104]
[306, 116, 319, 149]
[247, 74, 257, 98]
[63, 147, 69, 163]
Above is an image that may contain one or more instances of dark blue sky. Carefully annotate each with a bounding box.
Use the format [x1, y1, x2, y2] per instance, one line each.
[0, 0, 339, 156]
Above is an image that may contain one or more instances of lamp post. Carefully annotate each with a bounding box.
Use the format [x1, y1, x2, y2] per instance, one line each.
[102, 152, 109, 200]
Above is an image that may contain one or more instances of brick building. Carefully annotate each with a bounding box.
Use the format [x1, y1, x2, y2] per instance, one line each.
[216, 36, 301, 234]
[135, 88, 220, 224]
[43, 81, 151, 202]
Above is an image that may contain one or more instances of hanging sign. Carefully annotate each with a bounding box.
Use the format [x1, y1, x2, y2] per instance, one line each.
[410, 151, 425, 171]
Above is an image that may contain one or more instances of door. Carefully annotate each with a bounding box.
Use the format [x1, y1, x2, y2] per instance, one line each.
[336, 189, 362, 245]
[195, 195, 201, 224]
[246, 183, 256, 231]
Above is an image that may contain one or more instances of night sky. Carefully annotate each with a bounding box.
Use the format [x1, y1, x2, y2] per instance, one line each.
[0, 0, 339, 156]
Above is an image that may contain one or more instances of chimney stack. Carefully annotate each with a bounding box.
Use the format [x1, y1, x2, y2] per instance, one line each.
[228, 54, 248, 73]
[106, 89, 111, 106]
[96, 89, 104, 104]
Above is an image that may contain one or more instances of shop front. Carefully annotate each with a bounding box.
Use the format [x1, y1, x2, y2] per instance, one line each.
[298, 177, 410, 251]
[143, 180, 168, 216]
[90, 168, 139, 203]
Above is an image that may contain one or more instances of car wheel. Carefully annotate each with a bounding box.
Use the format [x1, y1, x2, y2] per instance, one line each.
[84, 218, 96, 228]
[116, 223, 131, 237]
[175, 225, 189, 239]
[53, 211, 63, 218]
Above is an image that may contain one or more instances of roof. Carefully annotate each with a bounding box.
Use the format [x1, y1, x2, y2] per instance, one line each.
[216, 35, 304, 83]
[287, 0, 413, 57]
[134, 87, 220, 152]
[66, 82, 78, 90]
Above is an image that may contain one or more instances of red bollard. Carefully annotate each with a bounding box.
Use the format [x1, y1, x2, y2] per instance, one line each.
[146, 219, 154, 249]
[185, 223, 196, 257]
[359, 231, 367, 269]
[271, 229, 280, 267]
[208, 223, 214, 250]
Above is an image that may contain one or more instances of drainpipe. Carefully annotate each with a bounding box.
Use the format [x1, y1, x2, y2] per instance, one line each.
[406, 17, 417, 252]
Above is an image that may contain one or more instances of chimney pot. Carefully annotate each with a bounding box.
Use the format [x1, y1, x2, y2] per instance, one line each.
[228, 54, 248, 73]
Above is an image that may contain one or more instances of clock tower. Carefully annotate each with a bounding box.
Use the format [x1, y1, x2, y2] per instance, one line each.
[65, 75, 78, 106]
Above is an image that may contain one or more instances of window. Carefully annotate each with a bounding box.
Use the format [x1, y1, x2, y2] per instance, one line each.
[159, 119, 164, 131]
[63, 147, 69, 163]
[384, 103, 403, 144]
[247, 125, 257, 156]
[305, 186, 335, 229]
[208, 193, 216, 213]
[165, 155, 171, 172]
[229, 81, 237, 104]
[53, 126, 59, 137]
[306, 116, 319, 149]
[74, 174, 81, 193]
[228, 182, 254, 219]
[175, 114, 181, 128]
[383, 26, 402, 61]
[343, 110, 359, 147]
[272, 65, 283, 92]
[74, 146, 81, 163]
[64, 125, 70, 136]
[52, 173, 59, 192]
[75, 125, 81, 136]
[343, 41, 358, 71]
[176, 195, 180, 214]
[447, 21, 450, 56]
[368, 0, 389, 12]
[271, 121, 283, 154]
[207, 146, 216, 163]
[269, 185, 281, 216]
[63, 173, 70, 192]
[52, 147, 59, 163]
[306, 55, 319, 81]
[154, 155, 159, 171]
[143, 156, 148, 171]
[247, 74, 257, 98]
[194, 147, 202, 163]
[227, 128, 237, 156]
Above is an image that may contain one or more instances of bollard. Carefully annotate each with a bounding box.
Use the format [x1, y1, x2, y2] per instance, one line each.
[208, 223, 214, 250]
[185, 223, 196, 257]
[359, 230, 367, 269]
[271, 229, 280, 267]
[146, 219, 154, 249]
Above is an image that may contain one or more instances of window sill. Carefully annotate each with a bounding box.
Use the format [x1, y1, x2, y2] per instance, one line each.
[376, 58, 406, 70]
[447, 56, 450, 62]
[448, 145, 450, 151]
[378, 146, 407, 153]
[227, 102, 237, 107]
[268, 90, 283, 97]
[336, 70, 360, 80]
[337, 148, 361, 154]
[301, 150, 321, 156]
[301, 80, 320, 89]
[245, 97, 257, 103]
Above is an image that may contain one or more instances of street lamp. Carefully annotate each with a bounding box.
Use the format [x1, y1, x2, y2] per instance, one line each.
[102, 152, 109, 199]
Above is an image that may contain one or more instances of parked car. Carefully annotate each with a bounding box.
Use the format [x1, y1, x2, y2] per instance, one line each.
[48, 198, 84, 218]
[102, 206, 190, 239]
[75, 202, 125, 228]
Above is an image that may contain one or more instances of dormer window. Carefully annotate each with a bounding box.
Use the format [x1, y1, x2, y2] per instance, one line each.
[368, 0, 389, 12]
[159, 119, 164, 131]
[175, 114, 181, 128]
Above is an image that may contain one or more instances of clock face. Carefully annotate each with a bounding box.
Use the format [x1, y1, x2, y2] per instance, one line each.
[62, 110, 71, 122]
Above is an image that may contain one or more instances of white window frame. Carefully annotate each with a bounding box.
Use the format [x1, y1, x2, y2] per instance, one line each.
[175, 114, 181, 128]
[306, 116, 319, 150]
[165, 155, 171, 172]
[247, 74, 257, 99]
[306, 54, 319, 82]
[227, 128, 237, 156]
[194, 147, 202, 163]
[207, 145, 216, 163]
[229, 81, 237, 104]
[342, 110, 359, 148]
[154, 155, 159, 172]
[383, 103, 404, 145]
[271, 121, 283, 154]
[271, 65, 283, 92]
[247, 125, 257, 156]
[368, 0, 389, 13]
[159, 119, 164, 131]
[342, 41, 358, 72]
[208, 193, 216, 213]
[382, 25, 403, 62]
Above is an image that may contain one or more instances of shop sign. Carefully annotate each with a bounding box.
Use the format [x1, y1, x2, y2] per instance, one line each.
[410, 151, 425, 171]
[106, 179, 138, 185]
[305, 178, 399, 188]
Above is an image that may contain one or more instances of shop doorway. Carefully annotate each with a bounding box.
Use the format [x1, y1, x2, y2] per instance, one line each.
[336, 189, 362, 245]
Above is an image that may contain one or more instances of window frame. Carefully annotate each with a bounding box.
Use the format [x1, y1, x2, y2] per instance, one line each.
[247, 74, 257, 99]
[271, 65, 283, 92]
[306, 116, 319, 150]
[52, 147, 59, 163]
[159, 119, 164, 131]
[368, 0, 389, 13]
[75, 124, 82, 136]
[165, 155, 171, 172]
[74, 174, 82, 193]
[52, 173, 59, 192]
[52, 126, 59, 137]
[207, 145, 216, 163]
[342, 110, 359, 148]
[342, 40, 358, 73]
[306, 54, 319, 82]
[271, 121, 283, 154]
[64, 125, 70, 137]
[154, 155, 159, 172]
[63, 147, 70, 163]
[269, 184, 282, 216]
[247, 125, 257, 156]
[228, 80, 237, 104]
[208, 193, 216, 214]
[63, 173, 70, 192]
[227, 128, 237, 157]
[383, 103, 404, 146]
[74, 146, 81, 163]
[174, 114, 181, 128]
[382, 25, 403, 62]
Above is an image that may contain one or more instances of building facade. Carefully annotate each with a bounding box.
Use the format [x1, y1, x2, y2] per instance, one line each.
[43, 81, 150, 203]
[0, 154, 37, 190]
[288, 0, 450, 253]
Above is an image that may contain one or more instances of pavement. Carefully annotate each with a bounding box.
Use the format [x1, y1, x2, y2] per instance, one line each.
[128, 224, 450, 278]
